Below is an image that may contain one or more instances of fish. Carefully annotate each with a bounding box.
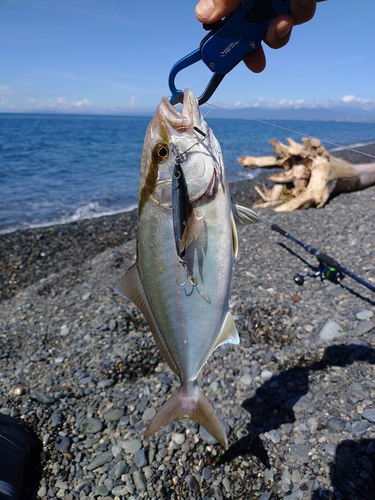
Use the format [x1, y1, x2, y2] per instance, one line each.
[115, 89, 261, 448]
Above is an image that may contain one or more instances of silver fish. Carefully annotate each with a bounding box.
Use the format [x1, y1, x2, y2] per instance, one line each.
[115, 89, 261, 448]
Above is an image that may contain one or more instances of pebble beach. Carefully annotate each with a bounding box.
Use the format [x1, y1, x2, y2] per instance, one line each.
[1, 144, 375, 500]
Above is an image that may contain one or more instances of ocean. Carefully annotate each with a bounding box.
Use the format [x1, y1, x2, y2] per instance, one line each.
[1, 113, 374, 234]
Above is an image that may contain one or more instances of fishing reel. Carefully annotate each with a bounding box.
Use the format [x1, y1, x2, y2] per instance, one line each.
[294, 263, 345, 286]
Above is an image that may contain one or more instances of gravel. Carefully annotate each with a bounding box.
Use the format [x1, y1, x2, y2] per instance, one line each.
[0, 143, 375, 499]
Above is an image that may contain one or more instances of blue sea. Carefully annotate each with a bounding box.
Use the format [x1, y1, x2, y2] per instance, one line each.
[1, 113, 375, 234]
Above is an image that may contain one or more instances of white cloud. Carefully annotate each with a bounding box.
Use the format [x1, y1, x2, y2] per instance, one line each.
[342, 95, 357, 103]
[129, 95, 137, 108]
[72, 98, 92, 108]
[219, 95, 375, 111]
[0, 87, 95, 112]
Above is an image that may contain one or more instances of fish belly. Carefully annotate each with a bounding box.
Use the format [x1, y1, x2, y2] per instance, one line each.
[137, 184, 233, 382]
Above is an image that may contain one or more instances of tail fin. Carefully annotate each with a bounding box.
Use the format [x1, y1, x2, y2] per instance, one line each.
[144, 381, 228, 448]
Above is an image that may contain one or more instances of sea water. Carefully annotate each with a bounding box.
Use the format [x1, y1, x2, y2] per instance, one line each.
[1, 113, 374, 234]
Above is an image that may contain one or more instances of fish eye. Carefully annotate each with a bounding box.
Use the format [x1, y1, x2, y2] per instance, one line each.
[153, 143, 169, 162]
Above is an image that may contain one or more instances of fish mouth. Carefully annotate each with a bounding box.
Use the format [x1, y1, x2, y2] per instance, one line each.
[157, 89, 203, 134]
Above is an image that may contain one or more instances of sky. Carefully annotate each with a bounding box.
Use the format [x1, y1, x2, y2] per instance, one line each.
[1, 0, 375, 115]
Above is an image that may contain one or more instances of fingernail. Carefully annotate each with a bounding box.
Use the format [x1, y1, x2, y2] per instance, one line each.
[195, 0, 215, 20]
[299, 0, 311, 6]
[276, 20, 292, 39]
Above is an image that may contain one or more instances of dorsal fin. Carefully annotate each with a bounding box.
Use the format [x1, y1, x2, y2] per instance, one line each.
[115, 264, 181, 378]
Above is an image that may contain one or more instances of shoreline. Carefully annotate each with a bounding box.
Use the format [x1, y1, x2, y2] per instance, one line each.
[1, 142, 375, 303]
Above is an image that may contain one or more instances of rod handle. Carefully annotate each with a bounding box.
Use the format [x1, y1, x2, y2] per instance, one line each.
[271, 224, 288, 236]
[316, 252, 340, 269]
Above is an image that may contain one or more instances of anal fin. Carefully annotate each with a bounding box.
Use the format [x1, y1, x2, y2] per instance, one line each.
[213, 311, 239, 351]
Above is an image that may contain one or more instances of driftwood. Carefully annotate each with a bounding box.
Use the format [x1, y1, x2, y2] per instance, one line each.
[237, 137, 375, 211]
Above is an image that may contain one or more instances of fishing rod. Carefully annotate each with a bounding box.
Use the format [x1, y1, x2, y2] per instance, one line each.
[271, 224, 375, 294]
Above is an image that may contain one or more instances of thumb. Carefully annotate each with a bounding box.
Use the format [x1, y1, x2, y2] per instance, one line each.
[195, 0, 242, 23]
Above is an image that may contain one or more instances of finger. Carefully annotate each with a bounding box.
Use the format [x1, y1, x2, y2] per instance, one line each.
[290, 0, 317, 26]
[243, 46, 266, 74]
[263, 15, 293, 50]
[195, 0, 242, 23]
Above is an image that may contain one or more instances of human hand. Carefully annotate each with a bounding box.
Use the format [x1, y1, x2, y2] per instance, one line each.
[195, 0, 323, 73]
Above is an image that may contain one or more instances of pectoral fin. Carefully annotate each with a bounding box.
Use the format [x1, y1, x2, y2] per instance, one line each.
[115, 264, 180, 377]
[232, 203, 263, 225]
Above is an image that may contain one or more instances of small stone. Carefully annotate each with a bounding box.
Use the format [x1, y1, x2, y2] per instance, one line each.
[261, 369, 273, 381]
[222, 477, 231, 493]
[34, 391, 56, 405]
[202, 467, 211, 481]
[265, 430, 280, 444]
[142, 407, 156, 421]
[260, 493, 272, 500]
[95, 485, 109, 496]
[362, 408, 375, 423]
[12, 386, 24, 396]
[326, 416, 346, 433]
[208, 486, 223, 500]
[172, 433, 185, 446]
[290, 443, 310, 463]
[319, 321, 344, 341]
[113, 461, 128, 479]
[240, 374, 252, 385]
[185, 474, 200, 494]
[354, 320, 374, 335]
[103, 408, 125, 421]
[108, 319, 117, 331]
[49, 409, 63, 427]
[112, 485, 127, 496]
[98, 378, 115, 388]
[285, 489, 304, 500]
[352, 420, 370, 435]
[291, 470, 301, 483]
[82, 292, 91, 301]
[133, 470, 146, 491]
[118, 416, 129, 427]
[148, 444, 156, 464]
[263, 468, 275, 482]
[325, 442, 337, 456]
[123, 439, 142, 455]
[137, 398, 148, 413]
[75, 480, 90, 493]
[134, 449, 148, 468]
[60, 325, 70, 336]
[87, 451, 113, 471]
[307, 417, 319, 434]
[79, 417, 103, 434]
[355, 309, 374, 320]
[210, 381, 219, 392]
[55, 436, 71, 452]
[37, 485, 47, 498]
[111, 444, 122, 457]
[350, 338, 369, 347]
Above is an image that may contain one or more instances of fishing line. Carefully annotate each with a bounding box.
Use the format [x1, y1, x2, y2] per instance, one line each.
[205, 102, 375, 161]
